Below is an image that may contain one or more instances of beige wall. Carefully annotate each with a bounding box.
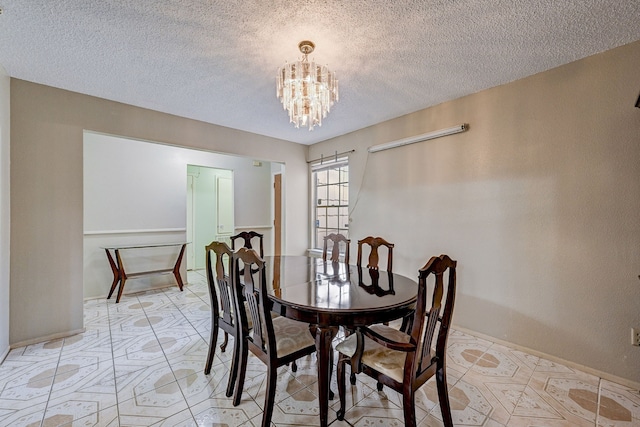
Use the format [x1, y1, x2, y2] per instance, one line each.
[310, 41, 640, 384]
[0, 65, 9, 359]
[10, 80, 309, 345]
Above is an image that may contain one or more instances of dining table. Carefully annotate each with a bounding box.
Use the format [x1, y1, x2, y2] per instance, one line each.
[263, 255, 418, 427]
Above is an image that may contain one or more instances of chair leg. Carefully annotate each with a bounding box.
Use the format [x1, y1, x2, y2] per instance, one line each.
[402, 387, 417, 427]
[225, 334, 241, 398]
[261, 364, 278, 427]
[336, 354, 347, 420]
[349, 329, 363, 385]
[291, 360, 298, 372]
[436, 365, 454, 427]
[220, 331, 229, 352]
[232, 339, 249, 406]
[204, 321, 219, 375]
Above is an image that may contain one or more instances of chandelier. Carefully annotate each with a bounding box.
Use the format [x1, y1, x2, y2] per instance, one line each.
[276, 41, 339, 131]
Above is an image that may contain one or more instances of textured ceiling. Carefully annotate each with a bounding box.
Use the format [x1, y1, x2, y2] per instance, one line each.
[0, 1, 639, 145]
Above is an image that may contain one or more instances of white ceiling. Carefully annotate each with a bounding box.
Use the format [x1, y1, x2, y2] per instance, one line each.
[0, 1, 639, 145]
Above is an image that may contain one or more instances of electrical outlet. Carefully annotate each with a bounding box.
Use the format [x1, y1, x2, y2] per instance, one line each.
[632, 328, 640, 346]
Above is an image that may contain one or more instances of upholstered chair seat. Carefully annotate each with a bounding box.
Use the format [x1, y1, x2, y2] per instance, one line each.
[250, 315, 315, 358]
[335, 324, 411, 383]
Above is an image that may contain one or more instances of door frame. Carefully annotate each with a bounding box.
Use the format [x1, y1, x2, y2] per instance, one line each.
[274, 173, 282, 256]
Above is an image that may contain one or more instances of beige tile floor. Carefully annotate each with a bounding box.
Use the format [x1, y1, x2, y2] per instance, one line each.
[0, 270, 638, 426]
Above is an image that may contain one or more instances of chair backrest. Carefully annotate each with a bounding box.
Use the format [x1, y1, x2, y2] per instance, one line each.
[205, 241, 235, 326]
[232, 247, 274, 355]
[356, 236, 394, 272]
[409, 254, 457, 380]
[323, 233, 350, 264]
[231, 231, 264, 258]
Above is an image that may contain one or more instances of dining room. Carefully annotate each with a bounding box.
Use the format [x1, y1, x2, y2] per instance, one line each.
[1, 2, 640, 426]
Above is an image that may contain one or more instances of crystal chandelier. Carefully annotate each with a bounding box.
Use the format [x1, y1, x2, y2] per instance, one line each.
[276, 41, 339, 131]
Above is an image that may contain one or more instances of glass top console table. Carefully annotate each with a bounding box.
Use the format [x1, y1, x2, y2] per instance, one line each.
[103, 242, 188, 303]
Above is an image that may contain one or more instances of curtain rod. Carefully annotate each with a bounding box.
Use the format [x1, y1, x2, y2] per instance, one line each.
[307, 149, 355, 164]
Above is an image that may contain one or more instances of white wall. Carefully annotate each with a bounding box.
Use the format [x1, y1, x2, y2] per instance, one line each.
[83, 132, 276, 299]
[310, 41, 640, 385]
[0, 65, 10, 360]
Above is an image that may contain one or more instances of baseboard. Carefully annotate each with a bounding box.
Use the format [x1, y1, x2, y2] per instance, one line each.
[0, 345, 9, 364]
[10, 328, 86, 350]
[454, 325, 640, 390]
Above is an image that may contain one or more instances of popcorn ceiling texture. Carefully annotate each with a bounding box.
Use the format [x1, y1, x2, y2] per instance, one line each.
[0, 0, 638, 145]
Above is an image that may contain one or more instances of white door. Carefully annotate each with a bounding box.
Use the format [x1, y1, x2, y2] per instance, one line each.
[186, 166, 234, 270]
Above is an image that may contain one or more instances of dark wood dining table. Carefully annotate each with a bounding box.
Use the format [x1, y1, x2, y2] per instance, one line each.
[263, 255, 418, 427]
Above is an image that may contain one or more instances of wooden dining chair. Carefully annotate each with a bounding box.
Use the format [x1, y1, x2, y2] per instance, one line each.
[231, 247, 317, 426]
[335, 254, 457, 427]
[230, 231, 264, 257]
[358, 234, 397, 329]
[347, 236, 396, 385]
[357, 236, 394, 272]
[203, 241, 249, 398]
[323, 233, 350, 264]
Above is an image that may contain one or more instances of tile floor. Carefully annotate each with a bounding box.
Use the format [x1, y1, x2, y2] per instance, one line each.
[0, 270, 638, 426]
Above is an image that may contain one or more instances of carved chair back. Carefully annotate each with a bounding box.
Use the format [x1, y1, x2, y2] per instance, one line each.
[409, 254, 456, 382]
[323, 233, 350, 263]
[232, 247, 272, 355]
[231, 231, 264, 258]
[357, 236, 394, 272]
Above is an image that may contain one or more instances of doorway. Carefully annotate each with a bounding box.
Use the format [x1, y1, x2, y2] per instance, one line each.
[186, 165, 234, 270]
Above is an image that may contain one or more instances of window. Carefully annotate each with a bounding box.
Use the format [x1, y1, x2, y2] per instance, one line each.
[312, 158, 349, 249]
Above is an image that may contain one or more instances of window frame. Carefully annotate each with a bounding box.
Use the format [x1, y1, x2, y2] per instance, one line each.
[311, 157, 349, 250]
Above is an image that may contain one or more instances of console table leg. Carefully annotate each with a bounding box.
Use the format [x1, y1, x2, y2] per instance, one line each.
[104, 242, 188, 302]
[115, 249, 127, 303]
[105, 249, 120, 300]
[172, 243, 186, 291]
